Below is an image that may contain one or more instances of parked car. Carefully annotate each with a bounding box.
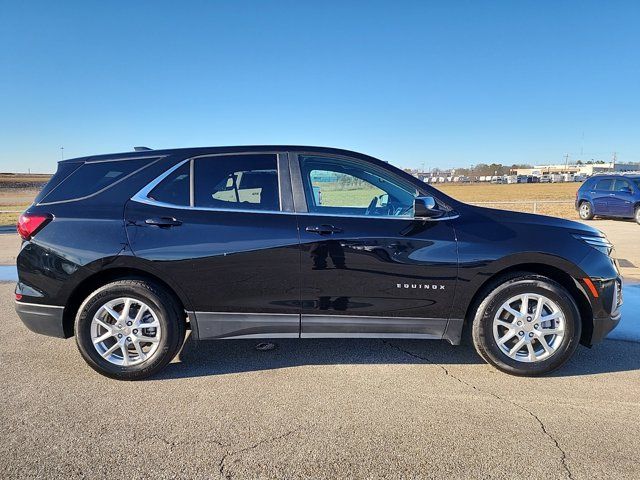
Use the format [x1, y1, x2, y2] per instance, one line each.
[539, 175, 551, 183]
[16, 146, 622, 380]
[576, 174, 640, 224]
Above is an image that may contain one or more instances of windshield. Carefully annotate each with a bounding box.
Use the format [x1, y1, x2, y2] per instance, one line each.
[634, 178, 640, 188]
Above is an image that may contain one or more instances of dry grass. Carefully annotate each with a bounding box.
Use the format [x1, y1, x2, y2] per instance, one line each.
[437, 182, 579, 218]
[0, 175, 47, 226]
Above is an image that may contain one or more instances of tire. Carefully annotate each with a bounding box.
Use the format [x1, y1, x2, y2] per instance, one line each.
[471, 274, 581, 376]
[578, 201, 594, 220]
[635, 206, 640, 225]
[75, 279, 186, 380]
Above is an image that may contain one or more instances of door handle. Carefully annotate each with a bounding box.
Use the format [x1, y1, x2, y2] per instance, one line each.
[305, 225, 343, 235]
[144, 217, 182, 228]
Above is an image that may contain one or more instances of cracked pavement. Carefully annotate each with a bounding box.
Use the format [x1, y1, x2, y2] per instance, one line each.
[1, 283, 639, 479]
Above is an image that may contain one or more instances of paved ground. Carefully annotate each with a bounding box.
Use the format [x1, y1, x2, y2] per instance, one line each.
[580, 218, 640, 280]
[1, 282, 639, 479]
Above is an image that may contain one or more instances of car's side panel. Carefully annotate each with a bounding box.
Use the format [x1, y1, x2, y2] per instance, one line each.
[591, 184, 610, 215]
[608, 179, 636, 217]
[124, 202, 302, 339]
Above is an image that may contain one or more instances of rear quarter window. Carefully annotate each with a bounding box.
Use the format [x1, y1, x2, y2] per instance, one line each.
[39, 158, 155, 204]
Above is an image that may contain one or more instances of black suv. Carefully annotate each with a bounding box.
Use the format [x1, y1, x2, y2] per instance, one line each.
[15, 146, 622, 379]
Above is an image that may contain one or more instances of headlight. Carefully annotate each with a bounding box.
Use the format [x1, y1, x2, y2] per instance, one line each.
[573, 234, 613, 256]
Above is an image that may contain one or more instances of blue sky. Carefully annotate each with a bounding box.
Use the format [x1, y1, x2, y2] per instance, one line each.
[1, 1, 639, 173]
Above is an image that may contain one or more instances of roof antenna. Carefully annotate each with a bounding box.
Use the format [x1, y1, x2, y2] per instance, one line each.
[134, 146, 153, 152]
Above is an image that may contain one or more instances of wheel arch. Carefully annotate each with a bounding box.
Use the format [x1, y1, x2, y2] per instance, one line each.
[463, 262, 594, 346]
[61, 266, 191, 338]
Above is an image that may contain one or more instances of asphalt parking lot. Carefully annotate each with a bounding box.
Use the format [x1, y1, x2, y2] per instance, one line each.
[1, 280, 639, 479]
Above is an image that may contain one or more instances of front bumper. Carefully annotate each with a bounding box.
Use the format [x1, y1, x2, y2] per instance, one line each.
[15, 301, 66, 338]
[587, 276, 623, 345]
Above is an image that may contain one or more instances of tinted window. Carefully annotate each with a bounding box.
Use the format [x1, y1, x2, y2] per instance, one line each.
[595, 178, 614, 191]
[613, 179, 633, 192]
[193, 154, 279, 211]
[42, 158, 152, 203]
[148, 162, 190, 206]
[35, 162, 82, 203]
[299, 155, 417, 217]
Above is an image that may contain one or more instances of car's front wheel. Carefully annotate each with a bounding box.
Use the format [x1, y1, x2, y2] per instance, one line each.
[579, 201, 594, 220]
[75, 279, 186, 380]
[635, 206, 640, 225]
[471, 274, 581, 376]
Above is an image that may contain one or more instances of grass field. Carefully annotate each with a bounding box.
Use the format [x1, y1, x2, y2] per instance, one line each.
[0, 174, 50, 226]
[0, 174, 582, 226]
[316, 181, 579, 219]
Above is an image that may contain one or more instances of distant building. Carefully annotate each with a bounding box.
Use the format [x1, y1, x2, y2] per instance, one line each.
[511, 162, 638, 176]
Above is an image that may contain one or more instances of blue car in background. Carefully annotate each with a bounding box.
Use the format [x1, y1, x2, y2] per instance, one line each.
[576, 174, 640, 224]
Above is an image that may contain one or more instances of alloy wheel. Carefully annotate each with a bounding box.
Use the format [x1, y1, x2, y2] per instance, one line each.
[492, 293, 565, 363]
[90, 297, 162, 366]
[579, 203, 591, 219]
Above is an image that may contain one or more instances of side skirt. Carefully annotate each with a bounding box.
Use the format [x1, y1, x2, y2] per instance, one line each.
[192, 311, 465, 345]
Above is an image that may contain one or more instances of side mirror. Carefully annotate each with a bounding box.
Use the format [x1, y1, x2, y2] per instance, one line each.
[414, 196, 443, 219]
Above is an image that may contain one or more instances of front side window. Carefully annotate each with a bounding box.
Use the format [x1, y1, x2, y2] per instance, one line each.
[194, 154, 279, 211]
[299, 155, 417, 217]
[614, 179, 632, 192]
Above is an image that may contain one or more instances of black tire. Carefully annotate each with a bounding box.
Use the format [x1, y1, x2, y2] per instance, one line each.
[635, 206, 640, 225]
[75, 279, 186, 380]
[471, 274, 581, 376]
[578, 201, 594, 220]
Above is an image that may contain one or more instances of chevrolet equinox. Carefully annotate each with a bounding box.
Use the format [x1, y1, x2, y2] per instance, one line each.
[15, 146, 622, 379]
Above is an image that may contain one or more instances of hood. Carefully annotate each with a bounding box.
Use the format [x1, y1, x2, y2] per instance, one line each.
[464, 205, 605, 237]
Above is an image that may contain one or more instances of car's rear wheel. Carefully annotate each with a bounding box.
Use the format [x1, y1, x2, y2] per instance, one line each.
[471, 274, 581, 376]
[75, 279, 186, 380]
[579, 201, 594, 220]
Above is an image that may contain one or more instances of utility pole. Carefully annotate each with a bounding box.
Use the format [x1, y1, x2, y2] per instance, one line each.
[564, 153, 569, 172]
[60, 146, 64, 160]
[612, 151, 617, 168]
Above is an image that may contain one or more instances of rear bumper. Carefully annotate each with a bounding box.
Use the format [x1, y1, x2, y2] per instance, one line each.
[15, 301, 66, 338]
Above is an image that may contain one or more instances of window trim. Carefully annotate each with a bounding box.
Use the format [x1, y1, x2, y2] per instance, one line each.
[131, 151, 291, 214]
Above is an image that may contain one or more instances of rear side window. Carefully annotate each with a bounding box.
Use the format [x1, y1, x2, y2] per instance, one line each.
[595, 178, 614, 191]
[41, 158, 153, 204]
[193, 154, 279, 211]
[34, 162, 82, 204]
[148, 162, 190, 206]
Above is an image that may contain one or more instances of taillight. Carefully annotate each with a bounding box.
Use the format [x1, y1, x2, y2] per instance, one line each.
[17, 213, 52, 240]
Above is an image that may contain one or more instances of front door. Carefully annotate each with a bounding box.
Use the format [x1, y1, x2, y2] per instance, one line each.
[609, 178, 635, 217]
[125, 152, 301, 339]
[291, 153, 458, 339]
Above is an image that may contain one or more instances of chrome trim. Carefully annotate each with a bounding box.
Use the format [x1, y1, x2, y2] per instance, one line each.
[189, 159, 195, 207]
[14, 301, 64, 309]
[130, 154, 459, 221]
[300, 332, 441, 339]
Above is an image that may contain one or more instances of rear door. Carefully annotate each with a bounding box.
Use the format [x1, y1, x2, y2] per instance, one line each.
[591, 178, 614, 215]
[125, 152, 301, 339]
[291, 153, 458, 339]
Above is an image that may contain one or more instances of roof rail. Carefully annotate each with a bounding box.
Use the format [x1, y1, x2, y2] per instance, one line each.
[133, 146, 153, 152]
